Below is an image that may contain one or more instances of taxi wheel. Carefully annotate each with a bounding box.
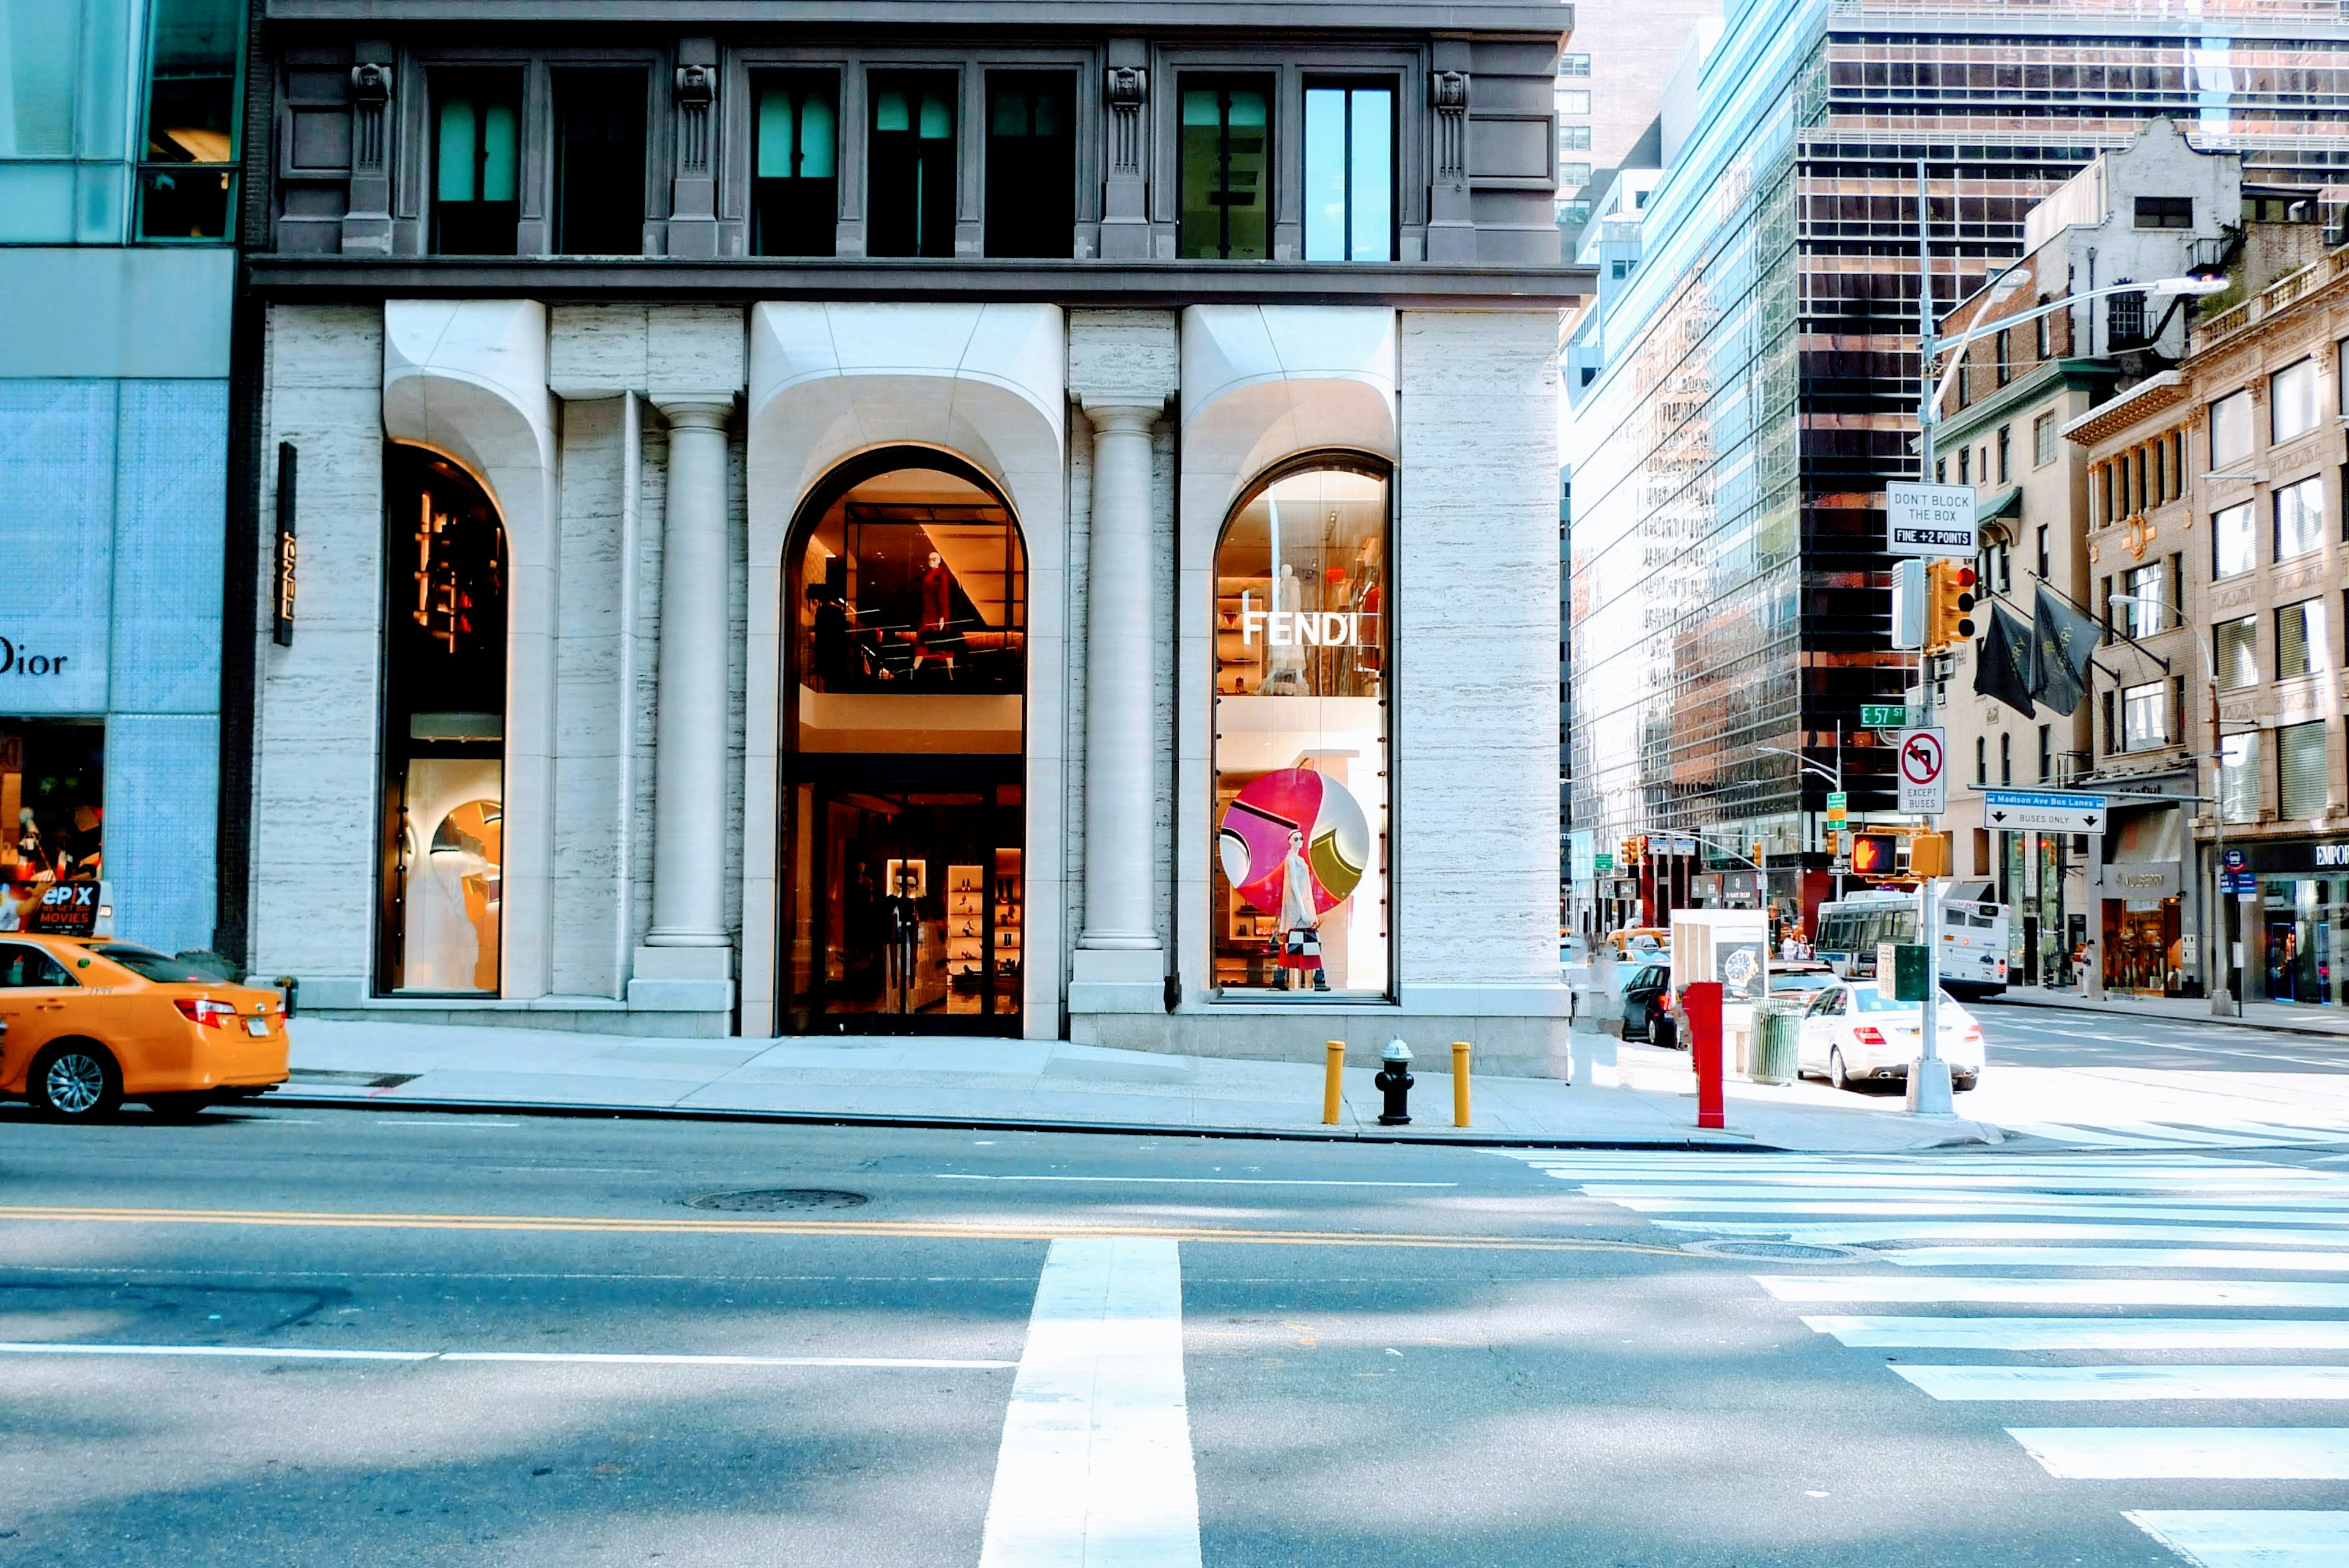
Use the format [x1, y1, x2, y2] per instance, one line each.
[29, 1041, 122, 1121]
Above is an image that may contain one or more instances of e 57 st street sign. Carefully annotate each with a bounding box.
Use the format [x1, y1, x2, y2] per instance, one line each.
[1886, 481, 1978, 559]
[1982, 789, 2107, 833]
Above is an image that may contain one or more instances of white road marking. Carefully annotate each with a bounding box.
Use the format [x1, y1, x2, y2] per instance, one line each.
[1661, 1220, 2349, 1247]
[979, 1237, 1201, 1568]
[1754, 1276, 2349, 1307]
[2127, 1510, 2349, 1567]
[1896, 1364, 2349, 1401]
[2010, 1427, 2349, 1480]
[1806, 1315, 2349, 1350]
[937, 1175, 1455, 1187]
[1887, 1247, 2349, 1271]
[1624, 1198, 2349, 1224]
[0, 1342, 1014, 1369]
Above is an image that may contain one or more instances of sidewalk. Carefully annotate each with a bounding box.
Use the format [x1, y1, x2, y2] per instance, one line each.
[1981, 986, 2349, 1039]
[275, 1019, 2000, 1153]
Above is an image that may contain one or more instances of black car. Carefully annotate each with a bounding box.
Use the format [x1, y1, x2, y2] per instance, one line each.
[1619, 962, 1672, 1043]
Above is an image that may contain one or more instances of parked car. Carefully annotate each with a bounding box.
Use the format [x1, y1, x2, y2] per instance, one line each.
[0, 935, 291, 1120]
[1794, 977, 1984, 1093]
[1768, 963, 1840, 998]
[1619, 961, 1674, 1043]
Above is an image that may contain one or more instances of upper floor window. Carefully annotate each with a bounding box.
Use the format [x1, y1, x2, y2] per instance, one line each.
[2215, 614, 2258, 689]
[752, 72, 837, 258]
[2120, 560, 2169, 637]
[2278, 596, 2329, 680]
[1179, 80, 1270, 261]
[2033, 411, 2056, 467]
[1559, 53, 1591, 77]
[2276, 475, 2325, 561]
[431, 70, 522, 256]
[868, 73, 956, 258]
[2121, 681, 2167, 751]
[2273, 358, 2321, 445]
[138, 0, 242, 239]
[2213, 500, 2255, 578]
[1559, 162, 1591, 191]
[2134, 196, 2192, 229]
[552, 69, 647, 256]
[2210, 389, 2252, 469]
[1996, 425, 2011, 482]
[985, 74, 1074, 259]
[2106, 287, 2147, 348]
[1556, 89, 1591, 115]
[1559, 124, 1591, 150]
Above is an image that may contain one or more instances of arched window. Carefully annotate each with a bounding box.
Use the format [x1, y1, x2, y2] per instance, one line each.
[377, 447, 507, 995]
[780, 453, 1028, 1033]
[1211, 459, 1389, 996]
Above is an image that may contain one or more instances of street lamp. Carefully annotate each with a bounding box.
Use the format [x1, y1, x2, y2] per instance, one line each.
[1755, 743, 1847, 902]
[2109, 592, 2240, 1017]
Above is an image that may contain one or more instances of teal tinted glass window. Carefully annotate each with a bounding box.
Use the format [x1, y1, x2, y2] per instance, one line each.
[430, 72, 521, 255]
[752, 72, 839, 256]
[1178, 80, 1270, 261]
[136, 0, 240, 239]
[867, 72, 956, 258]
[1304, 84, 1392, 262]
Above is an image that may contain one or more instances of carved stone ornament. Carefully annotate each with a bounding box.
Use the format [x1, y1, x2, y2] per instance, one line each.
[675, 64, 716, 107]
[1430, 71, 1469, 110]
[1105, 66, 1147, 108]
[1431, 71, 1469, 183]
[351, 62, 393, 103]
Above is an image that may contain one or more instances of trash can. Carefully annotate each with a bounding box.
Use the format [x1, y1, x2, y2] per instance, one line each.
[1751, 1000, 1801, 1086]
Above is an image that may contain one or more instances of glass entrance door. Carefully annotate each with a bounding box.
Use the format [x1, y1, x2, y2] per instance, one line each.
[779, 455, 1027, 1035]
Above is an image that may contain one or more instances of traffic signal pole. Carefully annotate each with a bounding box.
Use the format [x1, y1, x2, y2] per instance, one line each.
[1909, 158, 1955, 1118]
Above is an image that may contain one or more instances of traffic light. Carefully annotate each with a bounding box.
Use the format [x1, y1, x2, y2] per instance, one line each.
[1909, 831, 1952, 878]
[1926, 560, 1978, 652]
[1750, 838, 1766, 866]
[1849, 831, 1900, 878]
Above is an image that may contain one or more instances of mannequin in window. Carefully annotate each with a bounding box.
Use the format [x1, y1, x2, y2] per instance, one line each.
[1258, 563, 1308, 695]
[1276, 827, 1327, 990]
[911, 550, 957, 676]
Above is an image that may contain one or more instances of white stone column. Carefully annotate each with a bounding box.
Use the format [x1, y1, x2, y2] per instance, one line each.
[631, 396, 735, 1013]
[1071, 402, 1165, 1011]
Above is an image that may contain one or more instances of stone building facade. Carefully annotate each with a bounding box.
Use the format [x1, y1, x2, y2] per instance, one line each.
[228, 2, 1587, 1069]
[2069, 232, 2349, 1007]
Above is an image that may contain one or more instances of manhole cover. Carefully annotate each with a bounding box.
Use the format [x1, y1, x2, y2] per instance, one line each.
[683, 1188, 870, 1213]
[1680, 1239, 1865, 1262]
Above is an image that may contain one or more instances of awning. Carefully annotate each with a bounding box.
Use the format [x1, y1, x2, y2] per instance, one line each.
[1976, 485, 2023, 525]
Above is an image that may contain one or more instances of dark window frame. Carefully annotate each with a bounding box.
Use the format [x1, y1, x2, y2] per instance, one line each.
[1178, 73, 1276, 261]
[982, 69, 1078, 259]
[549, 65, 652, 257]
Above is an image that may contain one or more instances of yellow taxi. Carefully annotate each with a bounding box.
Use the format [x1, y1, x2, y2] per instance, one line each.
[0, 934, 289, 1120]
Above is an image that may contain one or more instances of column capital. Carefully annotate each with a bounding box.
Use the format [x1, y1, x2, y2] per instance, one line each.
[1082, 401, 1162, 436]
[653, 395, 735, 428]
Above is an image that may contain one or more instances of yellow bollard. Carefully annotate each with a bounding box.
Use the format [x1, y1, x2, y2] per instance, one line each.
[1323, 1041, 1346, 1124]
[1451, 1041, 1472, 1128]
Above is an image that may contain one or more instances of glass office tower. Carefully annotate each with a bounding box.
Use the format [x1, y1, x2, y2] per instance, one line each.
[1567, 0, 2349, 918]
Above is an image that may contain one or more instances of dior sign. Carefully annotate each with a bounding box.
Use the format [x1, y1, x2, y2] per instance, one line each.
[0, 636, 71, 678]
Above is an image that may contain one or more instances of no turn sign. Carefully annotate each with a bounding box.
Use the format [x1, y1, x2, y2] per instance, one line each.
[1896, 726, 1946, 815]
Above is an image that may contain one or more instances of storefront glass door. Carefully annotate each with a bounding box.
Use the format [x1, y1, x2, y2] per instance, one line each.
[2262, 877, 2339, 1005]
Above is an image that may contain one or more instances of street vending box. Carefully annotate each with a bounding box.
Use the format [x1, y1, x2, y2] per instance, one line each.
[1671, 910, 1771, 1074]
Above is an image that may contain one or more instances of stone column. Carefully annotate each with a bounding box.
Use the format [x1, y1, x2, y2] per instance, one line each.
[1071, 402, 1165, 1009]
[632, 397, 735, 1013]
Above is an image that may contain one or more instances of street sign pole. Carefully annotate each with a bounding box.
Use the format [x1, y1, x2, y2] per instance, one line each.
[1907, 155, 1954, 1119]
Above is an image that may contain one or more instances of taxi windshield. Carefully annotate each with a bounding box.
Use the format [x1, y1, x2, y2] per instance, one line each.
[92, 945, 216, 983]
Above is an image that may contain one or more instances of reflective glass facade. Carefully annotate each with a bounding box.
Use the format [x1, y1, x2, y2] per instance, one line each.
[1568, 0, 2349, 900]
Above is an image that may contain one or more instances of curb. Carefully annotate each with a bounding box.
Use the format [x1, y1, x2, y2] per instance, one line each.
[1976, 994, 2349, 1042]
[264, 1088, 1820, 1151]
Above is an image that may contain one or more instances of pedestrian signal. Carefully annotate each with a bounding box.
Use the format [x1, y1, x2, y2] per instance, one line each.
[1849, 832, 1900, 877]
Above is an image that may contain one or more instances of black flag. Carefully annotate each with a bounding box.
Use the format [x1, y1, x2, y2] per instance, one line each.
[2031, 584, 2102, 718]
[1974, 601, 2038, 718]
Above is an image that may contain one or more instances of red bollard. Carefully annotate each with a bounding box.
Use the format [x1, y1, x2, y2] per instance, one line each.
[1683, 980, 1725, 1130]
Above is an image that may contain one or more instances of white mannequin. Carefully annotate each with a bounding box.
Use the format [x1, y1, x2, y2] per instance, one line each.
[1259, 563, 1308, 694]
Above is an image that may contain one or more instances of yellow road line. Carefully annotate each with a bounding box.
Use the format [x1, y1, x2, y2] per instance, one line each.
[0, 1204, 1679, 1254]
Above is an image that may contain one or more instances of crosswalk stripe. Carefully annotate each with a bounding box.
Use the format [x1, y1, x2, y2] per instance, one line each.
[1806, 1315, 2349, 1350]
[1753, 1277, 2349, 1307]
[1994, 1123, 2202, 1148]
[2010, 1428, 2349, 1480]
[1887, 1247, 2349, 1271]
[1895, 1365, 2349, 1401]
[1657, 1220, 2349, 1247]
[1619, 1198, 2349, 1224]
[979, 1238, 1201, 1568]
[2127, 1510, 2349, 1567]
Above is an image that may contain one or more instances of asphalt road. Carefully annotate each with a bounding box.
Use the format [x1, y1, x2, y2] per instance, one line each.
[1973, 1002, 2349, 1076]
[8, 1105, 2347, 1564]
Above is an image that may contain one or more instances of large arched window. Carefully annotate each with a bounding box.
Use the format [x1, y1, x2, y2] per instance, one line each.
[376, 446, 507, 995]
[1211, 459, 1389, 996]
[780, 452, 1028, 1033]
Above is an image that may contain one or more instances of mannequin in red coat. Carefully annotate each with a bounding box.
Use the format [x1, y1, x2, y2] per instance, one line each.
[912, 551, 956, 674]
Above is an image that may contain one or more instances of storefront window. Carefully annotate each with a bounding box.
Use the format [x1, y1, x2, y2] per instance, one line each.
[0, 721, 103, 931]
[1211, 462, 1388, 995]
[2262, 876, 2339, 1006]
[377, 447, 506, 994]
[781, 457, 1027, 1033]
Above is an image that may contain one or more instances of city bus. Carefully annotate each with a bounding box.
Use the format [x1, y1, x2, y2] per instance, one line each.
[1811, 882, 2010, 1000]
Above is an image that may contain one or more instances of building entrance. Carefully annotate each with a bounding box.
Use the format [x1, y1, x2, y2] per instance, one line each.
[779, 454, 1026, 1034]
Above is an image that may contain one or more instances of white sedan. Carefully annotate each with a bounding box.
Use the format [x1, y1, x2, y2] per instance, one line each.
[1795, 979, 1984, 1093]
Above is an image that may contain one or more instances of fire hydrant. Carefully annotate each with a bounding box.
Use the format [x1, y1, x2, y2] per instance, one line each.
[1375, 1039, 1415, 1126]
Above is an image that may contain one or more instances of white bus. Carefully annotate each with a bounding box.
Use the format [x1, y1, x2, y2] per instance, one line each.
[1811, 882, 2009, 1000]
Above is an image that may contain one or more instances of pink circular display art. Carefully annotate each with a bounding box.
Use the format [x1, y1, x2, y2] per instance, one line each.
[1217, 768, 1370, 918]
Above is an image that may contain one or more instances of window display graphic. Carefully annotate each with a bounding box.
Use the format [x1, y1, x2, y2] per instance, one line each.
[0, 722, 104, 934]
[1219, 769, 1369, 992]
[1212, 462, 1388, 995]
